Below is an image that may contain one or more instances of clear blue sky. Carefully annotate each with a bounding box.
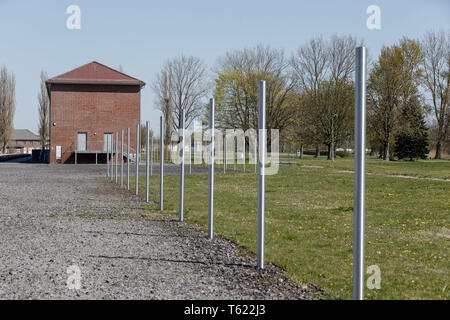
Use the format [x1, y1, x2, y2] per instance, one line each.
[1, 0, 449, 134]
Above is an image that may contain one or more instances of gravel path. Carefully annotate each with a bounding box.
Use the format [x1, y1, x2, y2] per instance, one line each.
[0, 163, 317, 300]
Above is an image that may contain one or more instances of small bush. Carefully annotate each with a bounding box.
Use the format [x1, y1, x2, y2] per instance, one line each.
[336, 150, 350, 158]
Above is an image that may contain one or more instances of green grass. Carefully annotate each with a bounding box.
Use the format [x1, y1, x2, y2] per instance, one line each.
[123, 156, 449, 300]
[282, 155, 450, 180]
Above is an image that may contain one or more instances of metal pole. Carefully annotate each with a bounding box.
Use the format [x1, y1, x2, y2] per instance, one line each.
[135, 124, 139, 196]
[353, 46, 366, 300]
[234, 139, 236, 171]
[243, 139, 246, 172]
[127, 127, 130, 190]
[146, 121, 150, 203]
[110, 134, 113, 181]
[257, 80, 266, 269]
[254, 138, 257, 174]
[223, 133, 226, 174]
[160, 116, 164, 211]
[189, 134, 192, 174]
[331, 118, 334, 161]
[208, 98, 215, 239]
[106, 139, 109, 177]
[120, 129, 124, 187]
[115, 132, 118, 184]
[179, 108, 185, 221]
[74, 137, 77, 165]
[151, 135, 153, 176]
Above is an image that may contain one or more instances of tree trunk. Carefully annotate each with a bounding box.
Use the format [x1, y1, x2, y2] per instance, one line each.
[383, 141, 390, 161]
[327, 144, 333, 160]
[315, 145, 320, 158]
[434, 140, 442, 159]
[300, 145, 303, 159]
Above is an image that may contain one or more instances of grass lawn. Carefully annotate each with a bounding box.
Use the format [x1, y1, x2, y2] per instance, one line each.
[123, 156, 449, 300]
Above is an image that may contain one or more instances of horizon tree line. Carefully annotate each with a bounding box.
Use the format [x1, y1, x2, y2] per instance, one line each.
[2, 31, 447, 161]
[153, 30, 448, 161]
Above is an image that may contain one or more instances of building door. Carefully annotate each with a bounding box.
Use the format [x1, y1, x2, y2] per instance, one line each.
[104, 133, 112, 152]
[77, 132, 87, 151]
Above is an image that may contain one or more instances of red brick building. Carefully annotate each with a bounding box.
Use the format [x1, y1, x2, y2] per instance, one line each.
[46, 62, 145, 164]
[5, 129, 41, 154]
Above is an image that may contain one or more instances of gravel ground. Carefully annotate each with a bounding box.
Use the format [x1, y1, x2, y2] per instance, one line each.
[0, 163, 318, 300]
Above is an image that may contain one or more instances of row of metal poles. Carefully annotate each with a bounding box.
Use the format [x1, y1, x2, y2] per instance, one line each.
[104, 92, 266, 266]
[104, 46, 367, 300]
[105, 128, 130, 189]
[106, 118, 165, 209]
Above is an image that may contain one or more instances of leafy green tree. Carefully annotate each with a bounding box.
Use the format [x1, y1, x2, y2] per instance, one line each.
[213, 45, 296, 142]
[315, 79, 355, 160]
[394, 132, 429, 160]
[367, 38, 424, 160]
[394, 120, 429, 161]
[394, 94, 429, 160]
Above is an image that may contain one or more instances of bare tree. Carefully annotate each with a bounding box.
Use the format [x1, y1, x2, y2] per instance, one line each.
[38, 71, 50, 148]
[291, 35, 359, 159]
[328, 34, 358, 82]
[291, 37, 328, 94]
[0, 66, 16, 153]
[291, 37, 328, 157]
[152, 68, 173, 156]
[421, 30, 449, 159]
[324, 35, 358, 160]
[153, 55, 208, 131]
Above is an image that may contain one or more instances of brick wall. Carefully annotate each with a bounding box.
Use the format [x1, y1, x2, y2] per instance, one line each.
[20, 140, 41, 154]
[49, 84, 141, 164]
[5, 140, 40, 154]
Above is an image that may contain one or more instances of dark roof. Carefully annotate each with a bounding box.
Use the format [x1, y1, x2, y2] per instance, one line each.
[46, 61, 145, 87]
[11, 129, 40, 141]
[6, 144, 24, 149]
